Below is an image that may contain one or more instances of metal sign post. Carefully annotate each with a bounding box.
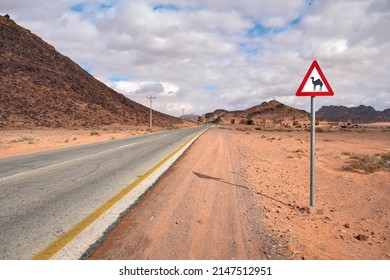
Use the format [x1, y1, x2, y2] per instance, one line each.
[296, 60, 334, 209]
[310, 96, 315, 208]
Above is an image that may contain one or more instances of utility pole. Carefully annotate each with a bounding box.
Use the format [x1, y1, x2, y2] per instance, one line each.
[146, 96, 156, 127]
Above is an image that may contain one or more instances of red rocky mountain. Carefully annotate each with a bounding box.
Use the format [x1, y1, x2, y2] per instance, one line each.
[0, 15, 190, 129]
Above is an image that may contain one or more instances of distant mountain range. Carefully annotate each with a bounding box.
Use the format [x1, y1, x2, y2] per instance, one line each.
[317, 105, 390, 123]
[0, 15, 190, 129]
[205, 101, 389, 124]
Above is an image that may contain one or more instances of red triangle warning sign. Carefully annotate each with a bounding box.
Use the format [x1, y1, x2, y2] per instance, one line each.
[296, 60, 334, 96]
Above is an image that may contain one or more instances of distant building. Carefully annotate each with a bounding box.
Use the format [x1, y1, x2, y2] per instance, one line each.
[216, 115, 358, 129]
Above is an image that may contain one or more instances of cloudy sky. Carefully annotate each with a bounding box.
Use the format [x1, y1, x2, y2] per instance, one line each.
[2, 0, 389, 116]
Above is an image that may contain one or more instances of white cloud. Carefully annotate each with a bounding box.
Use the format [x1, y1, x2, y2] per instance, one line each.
[105, 80, 180, 97]
[1, 0, 389, 116]
[166, 102, 194, 114]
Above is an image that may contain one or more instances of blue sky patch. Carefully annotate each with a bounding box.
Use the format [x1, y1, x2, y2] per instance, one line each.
[248, 22, 271, 37]
[248, 17, 303, 39]
[99, 4, 113, 11]
[80, 63, 93, 74]
[203, 85, 218, 91]
[109, 76, 131, 82]
[70, 3, 84, 13]
[239, 42, 261, 56]
[153, 4, 180, 12]
[290, 16, 302, 26]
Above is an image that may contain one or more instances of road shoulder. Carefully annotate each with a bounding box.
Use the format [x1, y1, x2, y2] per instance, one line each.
[88, 127, 289, 260]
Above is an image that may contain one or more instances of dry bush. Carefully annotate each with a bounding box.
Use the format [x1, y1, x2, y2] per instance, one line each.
[343, 152, 390, 173]
[9, 136, 40, 144]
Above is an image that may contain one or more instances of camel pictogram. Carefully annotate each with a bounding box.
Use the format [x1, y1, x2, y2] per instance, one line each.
[310, 77, 323, 91]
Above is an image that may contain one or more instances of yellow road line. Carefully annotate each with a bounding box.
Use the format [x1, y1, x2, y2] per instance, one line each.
[32, 129, 207, 260]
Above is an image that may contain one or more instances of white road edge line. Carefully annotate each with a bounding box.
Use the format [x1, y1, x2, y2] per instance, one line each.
[0, 143, 138, 182]
[115, 143, 137, 149]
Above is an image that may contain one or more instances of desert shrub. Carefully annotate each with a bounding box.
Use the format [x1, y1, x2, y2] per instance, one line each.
[323, 139, 334, 142]
[343, 152, 390, 173]
[90, 131, 100, 136]
[212, 116, 222, 124]
[381, 152, 390, 161]
[9, 136, 40, 144]
[246, 118, 254, 125]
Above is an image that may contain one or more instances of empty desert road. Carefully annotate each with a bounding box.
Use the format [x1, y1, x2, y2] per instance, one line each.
[0, 125, 208, 259]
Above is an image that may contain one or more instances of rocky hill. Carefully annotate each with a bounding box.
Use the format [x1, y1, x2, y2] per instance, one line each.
[238, 100, 309, 120]
[317, 105, 390, 123]
[0, 15, 190, 129]
[206, 100, 310, 121]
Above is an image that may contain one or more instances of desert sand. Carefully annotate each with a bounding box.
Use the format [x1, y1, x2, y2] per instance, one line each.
[231, 125, 389, 259]
[0, 126, 170, 158]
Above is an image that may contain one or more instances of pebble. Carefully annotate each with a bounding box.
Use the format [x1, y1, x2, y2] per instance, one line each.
[354, 234, 368, 241]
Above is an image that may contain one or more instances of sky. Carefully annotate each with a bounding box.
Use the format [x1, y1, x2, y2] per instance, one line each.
[2, 0, 389, 116]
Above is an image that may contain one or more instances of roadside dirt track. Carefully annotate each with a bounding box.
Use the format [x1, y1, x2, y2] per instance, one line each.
[88, 127, 288, 260]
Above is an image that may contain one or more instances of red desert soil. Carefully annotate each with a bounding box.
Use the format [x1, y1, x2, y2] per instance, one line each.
[89, 126, 389, 260]
[0, 127, 178, 158]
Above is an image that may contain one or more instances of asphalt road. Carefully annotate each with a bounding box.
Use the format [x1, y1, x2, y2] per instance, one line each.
[0, 125, 208, 259]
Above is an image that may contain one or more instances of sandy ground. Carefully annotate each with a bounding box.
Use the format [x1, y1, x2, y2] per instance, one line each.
[2, 125, 389, 259]
[230, 125, 390, 260]
[0, 126, 168, 158]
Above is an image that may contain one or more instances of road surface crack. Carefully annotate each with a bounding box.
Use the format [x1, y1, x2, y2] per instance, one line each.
[71, 163, 102, 183]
